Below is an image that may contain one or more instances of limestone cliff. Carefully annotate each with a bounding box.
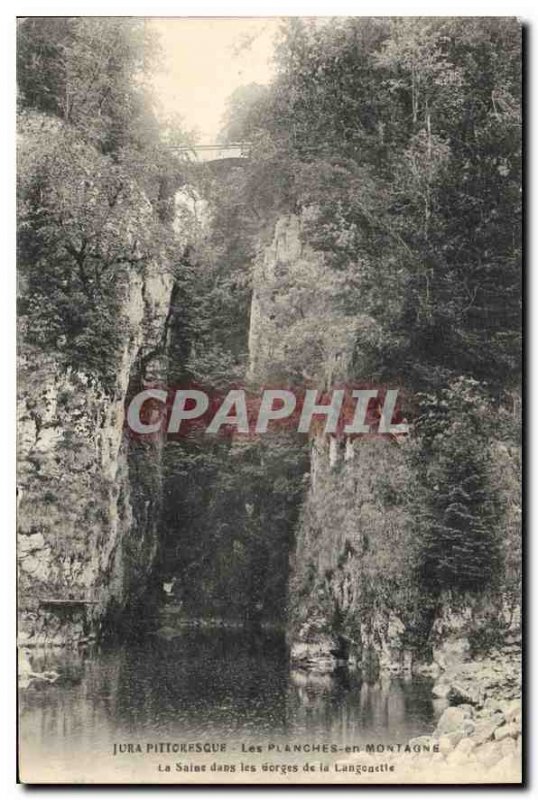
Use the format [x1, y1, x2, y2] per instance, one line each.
[17, 260, 174, 646]
[249, 213, 522, 678]
[248, 212, 361, 386]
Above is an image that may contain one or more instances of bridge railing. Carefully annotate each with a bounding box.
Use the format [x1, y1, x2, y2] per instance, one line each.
[170, 142, 251, 163]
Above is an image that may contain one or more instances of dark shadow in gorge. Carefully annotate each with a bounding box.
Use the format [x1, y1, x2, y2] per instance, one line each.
[156, 433, 309, 626]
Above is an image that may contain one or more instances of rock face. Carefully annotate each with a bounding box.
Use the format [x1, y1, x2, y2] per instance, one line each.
[17, 260, 174, 646]
[249, 213, 522, 682]
[247, 215, 303, 381]
[247, 213, 424, 672]
[289, 434, 424, 674]
[247, 212, 359, 384]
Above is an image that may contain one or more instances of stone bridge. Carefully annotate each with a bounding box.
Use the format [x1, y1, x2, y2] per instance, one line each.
[172, 142, 251, 164]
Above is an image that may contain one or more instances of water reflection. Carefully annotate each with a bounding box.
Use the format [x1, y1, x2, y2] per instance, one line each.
[287, 666, 436, 745]
[20, 629, 437, 764]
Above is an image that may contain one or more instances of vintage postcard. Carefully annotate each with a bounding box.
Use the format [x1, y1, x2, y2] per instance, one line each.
[17, 16, 522, 784]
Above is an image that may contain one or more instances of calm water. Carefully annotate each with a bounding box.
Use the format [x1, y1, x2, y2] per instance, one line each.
[19, 629, 439, 782]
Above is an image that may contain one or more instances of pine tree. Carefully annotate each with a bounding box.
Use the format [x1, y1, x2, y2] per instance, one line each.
[416, 380, 502, 594]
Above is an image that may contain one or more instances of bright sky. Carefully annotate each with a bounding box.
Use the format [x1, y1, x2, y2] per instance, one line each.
[149, 18, 282, 143]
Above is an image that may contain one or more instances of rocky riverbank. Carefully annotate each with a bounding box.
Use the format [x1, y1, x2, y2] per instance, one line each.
[337, 653, 522, 783]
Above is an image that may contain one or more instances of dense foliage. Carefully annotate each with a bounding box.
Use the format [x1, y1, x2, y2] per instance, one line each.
[17, 18, 189, 386]
[219, 18, 522, 609]
[228, 17, 522, 392]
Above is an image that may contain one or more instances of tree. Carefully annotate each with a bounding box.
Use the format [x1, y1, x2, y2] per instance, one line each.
[412, 379, 502, 594]
[219, 83, 270, 144]
[17, 18, 160, 153]
[226, 17, 521, 392]
[17, 18, 192, 385]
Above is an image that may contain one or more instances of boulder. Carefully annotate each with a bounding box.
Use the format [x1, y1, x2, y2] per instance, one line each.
[503, 700, 522, 724]
[474, 740, 504, 768]
[494, 723, 519, 742]
[447, 682, 484, 707]
[446, 739, 476, 767]
[435, 705, 473, 735]
[469, 719, 500, 746]
[290, 639, 344, 673]
[484, 696, 505, 714]
[454, 737, 476, 757]
[462, 719, 475, 735]
[432, 682, 451, 699]
[438, 731, 464, 754]
[413, 661, 441, 677]
[457, 703, 476, 718]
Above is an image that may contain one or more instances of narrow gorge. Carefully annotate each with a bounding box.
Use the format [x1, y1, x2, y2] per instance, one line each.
[17, 16, 522, 785]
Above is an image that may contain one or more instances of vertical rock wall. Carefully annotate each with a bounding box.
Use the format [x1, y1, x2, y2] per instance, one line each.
[289, 435, 424, 674]
[17, 261, 174, 646]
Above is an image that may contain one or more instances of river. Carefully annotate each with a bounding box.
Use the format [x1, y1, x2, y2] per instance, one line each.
[19, 628, 440, 782]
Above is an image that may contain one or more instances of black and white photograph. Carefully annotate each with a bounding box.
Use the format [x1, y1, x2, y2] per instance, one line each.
[15, 14, 522, 785]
